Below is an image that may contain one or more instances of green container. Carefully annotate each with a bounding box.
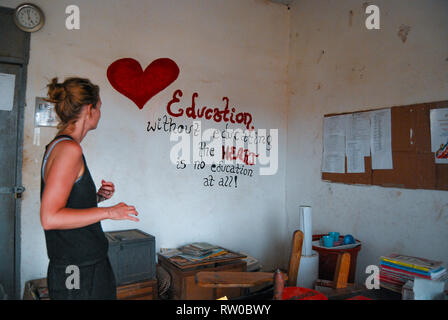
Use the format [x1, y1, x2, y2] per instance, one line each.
[105, 229, 156, 285]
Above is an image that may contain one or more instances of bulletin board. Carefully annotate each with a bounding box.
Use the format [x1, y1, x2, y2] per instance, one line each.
[321, 100, 448, 191]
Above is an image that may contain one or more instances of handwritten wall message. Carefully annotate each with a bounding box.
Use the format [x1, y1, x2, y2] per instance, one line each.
[146, 89, 277, 188]
[167, 90, 255, 130]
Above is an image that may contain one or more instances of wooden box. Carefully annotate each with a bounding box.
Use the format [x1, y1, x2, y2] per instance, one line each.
[117, 278, 158, 300]
[158, 254, 246, 300]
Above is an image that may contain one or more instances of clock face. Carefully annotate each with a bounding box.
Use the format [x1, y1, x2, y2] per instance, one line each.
[17, 7, 41, 28]
[14, 4, 45, 32]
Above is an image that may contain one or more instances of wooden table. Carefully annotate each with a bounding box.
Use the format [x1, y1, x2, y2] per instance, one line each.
[158, 253, 247, 300]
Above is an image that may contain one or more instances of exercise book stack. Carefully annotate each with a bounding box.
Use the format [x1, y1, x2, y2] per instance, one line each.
[177, 242, 227, 262]
[379, 253, 447, 293]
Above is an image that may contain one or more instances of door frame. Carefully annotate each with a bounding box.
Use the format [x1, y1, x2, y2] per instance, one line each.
[0, 6, 30, 299]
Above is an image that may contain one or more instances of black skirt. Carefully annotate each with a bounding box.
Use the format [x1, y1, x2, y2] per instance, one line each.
[47, 257, 117, 300]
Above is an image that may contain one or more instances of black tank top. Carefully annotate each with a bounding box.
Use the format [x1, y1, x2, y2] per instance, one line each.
[40, 135, 108, 265]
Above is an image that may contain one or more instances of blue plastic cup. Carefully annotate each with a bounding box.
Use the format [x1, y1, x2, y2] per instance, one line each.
[344, 234, 355, 244]
[329, 232, 340, 242]
[322, 235, 333, 248]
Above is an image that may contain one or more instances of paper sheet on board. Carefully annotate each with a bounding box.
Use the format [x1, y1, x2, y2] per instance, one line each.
[430, 108, 448, 164]
[0, 73, 16, 111]
[346, 112, 371, 157]
[370, 109, 393, 170]
[322, 115, 347, 173]
[346, 140, 365, 173]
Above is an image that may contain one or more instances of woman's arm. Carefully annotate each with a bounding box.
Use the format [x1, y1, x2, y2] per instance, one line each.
[40, 141, 138, 230]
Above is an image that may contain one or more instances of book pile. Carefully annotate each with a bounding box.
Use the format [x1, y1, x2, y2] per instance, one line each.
[380, 253, 447, 293]
[180, 242, 217, 256]
[178, 242, 228, 262]
[240, 253, 262, 272]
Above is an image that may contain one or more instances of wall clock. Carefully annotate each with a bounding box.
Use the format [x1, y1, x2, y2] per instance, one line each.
[13, 3, 45, 33]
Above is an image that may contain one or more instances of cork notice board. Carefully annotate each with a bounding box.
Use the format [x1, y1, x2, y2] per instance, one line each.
[322, 101, 448, 191]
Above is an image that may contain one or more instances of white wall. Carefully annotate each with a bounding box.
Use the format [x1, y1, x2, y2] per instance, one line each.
[286, 0, 448, 283]
[6, 0, 447, 296]
[1, 0, 290, 295]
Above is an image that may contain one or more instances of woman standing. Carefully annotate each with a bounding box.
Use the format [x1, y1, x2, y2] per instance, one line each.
[40, 77, 139, 299]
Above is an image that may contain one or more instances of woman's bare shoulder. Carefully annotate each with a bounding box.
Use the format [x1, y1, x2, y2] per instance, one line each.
[49, 139, 83, 162]
[43, 139, 84, 182]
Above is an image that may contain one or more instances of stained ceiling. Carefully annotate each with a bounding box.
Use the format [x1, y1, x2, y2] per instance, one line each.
[270, 0, 294, 6]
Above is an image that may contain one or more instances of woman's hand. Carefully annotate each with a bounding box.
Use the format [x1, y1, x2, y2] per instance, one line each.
[107, 202, 139, 222]
[97, 180, 115, 203]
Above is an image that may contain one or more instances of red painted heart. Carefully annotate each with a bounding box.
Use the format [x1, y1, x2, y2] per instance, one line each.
[107, 58, 180, 109]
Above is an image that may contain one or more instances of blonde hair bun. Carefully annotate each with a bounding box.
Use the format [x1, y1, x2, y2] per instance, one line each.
[47, 77, 67, 103]
[46, 77, 100, 131]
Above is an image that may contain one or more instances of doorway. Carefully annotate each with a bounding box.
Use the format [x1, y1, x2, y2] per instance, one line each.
[0, 6, 30, 299]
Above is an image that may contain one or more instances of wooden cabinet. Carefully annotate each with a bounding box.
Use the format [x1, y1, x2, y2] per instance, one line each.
[117, 278, 158, 300]
[158, 255, 246, 300]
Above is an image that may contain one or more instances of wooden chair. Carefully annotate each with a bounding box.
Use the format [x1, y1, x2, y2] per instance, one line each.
[314, 252, 368, 298]
[315, 252, 351, 289]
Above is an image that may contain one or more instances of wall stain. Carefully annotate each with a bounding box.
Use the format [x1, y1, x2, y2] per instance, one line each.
[359, 66, 365, 79]
[349, 10, 354, 27]
[317, 50, 325, 64]
[22, 155, 31, 171]
[396, 191, 402, 197]
[398, 25, 411, 43]
[437, 203, 448, 223]
[327, 184, 333, 195]
[351, 65, 366, 80]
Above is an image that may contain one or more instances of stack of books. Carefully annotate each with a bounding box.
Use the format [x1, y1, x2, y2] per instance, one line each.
[380, 253, 447, 293]
[179, 242, 217, 256]
[178, 242, 227, 262]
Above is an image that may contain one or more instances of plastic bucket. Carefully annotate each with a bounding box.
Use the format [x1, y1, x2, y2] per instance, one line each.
[282, 287, 328, 300]
[312, 234, 361, 283]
